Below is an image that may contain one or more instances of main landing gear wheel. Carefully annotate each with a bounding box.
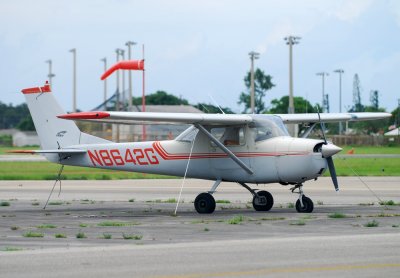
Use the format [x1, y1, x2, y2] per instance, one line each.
[194, 193, 216, 214]
[295, 196, 314, 213]
[252, 190, 274, 211]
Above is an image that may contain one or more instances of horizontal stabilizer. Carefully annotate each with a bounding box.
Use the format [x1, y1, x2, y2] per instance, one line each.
[8, 149, 87, 155]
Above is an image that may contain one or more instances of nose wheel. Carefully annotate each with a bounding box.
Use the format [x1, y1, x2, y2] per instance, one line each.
[291, 184, 314, 213]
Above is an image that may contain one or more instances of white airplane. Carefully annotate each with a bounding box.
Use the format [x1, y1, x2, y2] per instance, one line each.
[14, 81, 391, 214]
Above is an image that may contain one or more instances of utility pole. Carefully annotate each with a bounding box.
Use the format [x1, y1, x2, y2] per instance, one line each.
[248, 51, 259, 114]
[69, 49, 77, 112]
[101, 57, 107, 133]
[115, 48, 123, 142]
[119, 49, 126, 111]
[316, 72, 329, 112]
[100, 58, 108, 107]
[126, 41, 137, 112]
[284, 36, 301, 137]
[334, 69, 344, 134]
[45, 60, 55, 88]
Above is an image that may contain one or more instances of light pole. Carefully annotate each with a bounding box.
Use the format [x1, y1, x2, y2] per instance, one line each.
[101, 57, 107, 133]
[248, 51, 259, 114]
[316, 72, 329, 112]
[69, 49, 77, 112]
[126, 41, 137, 112]
[100, 58, 108, 107]
[334, 69, 344, 134]
[115, 48, 123, 142]
[115, 49, 123, 112]
[119, 49, 126, 111]
[45, 60, 55, 88]
[284, 36, 301, 137]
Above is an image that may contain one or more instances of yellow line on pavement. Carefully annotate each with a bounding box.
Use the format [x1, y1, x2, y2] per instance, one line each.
[154, 263, 400, 278]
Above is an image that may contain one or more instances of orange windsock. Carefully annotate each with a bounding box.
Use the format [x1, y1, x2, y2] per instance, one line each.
[100, 60, 144, 80]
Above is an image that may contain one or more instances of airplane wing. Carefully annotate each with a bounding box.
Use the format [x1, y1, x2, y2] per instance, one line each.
[58, 111, 391, 126]
[57, 111, 253, 126]
[275, 112, 391, 124]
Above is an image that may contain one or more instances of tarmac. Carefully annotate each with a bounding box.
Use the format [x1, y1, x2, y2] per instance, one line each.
[0, 177, 399, 277]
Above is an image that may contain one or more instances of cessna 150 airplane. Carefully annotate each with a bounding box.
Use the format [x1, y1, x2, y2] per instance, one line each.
[14, 81, 390, 214]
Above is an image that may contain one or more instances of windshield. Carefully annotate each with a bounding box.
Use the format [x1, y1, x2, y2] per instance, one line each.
[250, 115, 289, 142]
[175, 126, 199, 142]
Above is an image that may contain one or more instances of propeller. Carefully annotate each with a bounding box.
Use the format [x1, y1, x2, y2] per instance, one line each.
[317, 110, 340, 192]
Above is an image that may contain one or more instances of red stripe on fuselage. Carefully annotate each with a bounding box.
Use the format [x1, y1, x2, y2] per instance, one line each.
[152, 141, 309, 161]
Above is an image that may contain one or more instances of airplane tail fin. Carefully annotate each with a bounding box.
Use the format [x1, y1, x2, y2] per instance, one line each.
[21, 81, 109, 162]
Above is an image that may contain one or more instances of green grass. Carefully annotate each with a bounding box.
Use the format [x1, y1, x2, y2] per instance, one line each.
[340, 146, 400, 154]
[146, 198, 180, 203]
[2, 247, 23, 252]
[122, 233, 142, 240]
[287, 202, 295, 208]
[48, 201, 63, 205]
[290, 220, 306, 226]
[227, 215, 244, 225]
[55, 233, 67, 238]
[328, 212, 347, 219]
[23, 231, 44, 238]
[37, 224, 57, 229]
[216, 200, 231, 204]
[79, 223, 88, 228]
[0, 161, 176, 180]
[76, 231, 87, 239]
[379, 200, 399, 206]
[364, 220, 379, 227]
[10, 226, 19, 230]
[328, 158, 400, 176]
[128, 198, 135, 202]
[0, 201, 10, 206]
[101, 233, 112, 239]
[97, 221, 139, 227]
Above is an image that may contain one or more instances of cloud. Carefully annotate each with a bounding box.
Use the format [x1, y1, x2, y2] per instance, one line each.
[333, 0, 374, 22]
[163, 33, 206, 61]
[256, 21, 295, 54]
[388, 0, 400, 27]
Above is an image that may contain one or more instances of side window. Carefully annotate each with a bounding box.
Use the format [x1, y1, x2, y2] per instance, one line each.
[210, 127, 245, 146]
[255, 126, 274, 142]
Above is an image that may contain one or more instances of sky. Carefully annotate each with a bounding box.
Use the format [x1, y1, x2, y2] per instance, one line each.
[1, 0, 400, 114]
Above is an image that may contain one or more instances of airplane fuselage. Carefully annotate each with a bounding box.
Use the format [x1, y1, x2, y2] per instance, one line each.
[57, 135, 327, 185]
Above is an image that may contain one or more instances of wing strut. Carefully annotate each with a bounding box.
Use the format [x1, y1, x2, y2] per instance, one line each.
[194, 124, 254, 175]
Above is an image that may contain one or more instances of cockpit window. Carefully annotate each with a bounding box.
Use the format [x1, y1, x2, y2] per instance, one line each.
[210, 126, 245, 146]
[250, 115, 289, 142]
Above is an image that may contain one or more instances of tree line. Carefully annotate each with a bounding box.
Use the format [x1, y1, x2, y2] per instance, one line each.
[1, 69, 398, 135]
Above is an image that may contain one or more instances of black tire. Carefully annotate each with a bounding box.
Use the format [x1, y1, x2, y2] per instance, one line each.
[295, 196, 314, 213]
[194, 193, 216, 214]
[252, 190, 274, 211]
